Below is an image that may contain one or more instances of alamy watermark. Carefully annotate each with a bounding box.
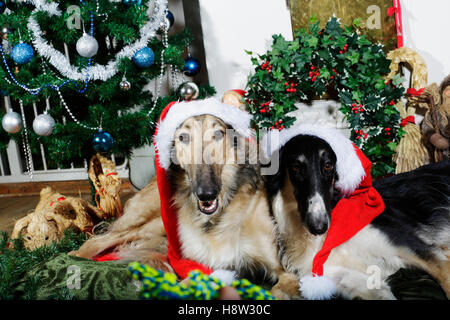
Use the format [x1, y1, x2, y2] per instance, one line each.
[169, 124, 280, 175]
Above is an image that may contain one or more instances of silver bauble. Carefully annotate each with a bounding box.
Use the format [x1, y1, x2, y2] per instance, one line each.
[32, 113, 55, 136]
[178, 82, 199, 101]
[76, 33, 99, 58]
[119, 79, 131, 91]
[2, 111, 23, 133]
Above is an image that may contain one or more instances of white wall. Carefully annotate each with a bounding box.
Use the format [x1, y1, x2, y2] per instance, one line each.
[199, 0, 450, 94]
[198, 0, 293, 98]
[401, 0, 450, 86]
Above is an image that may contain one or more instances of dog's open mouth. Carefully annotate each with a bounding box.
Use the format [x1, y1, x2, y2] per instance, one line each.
[198, 199, 219, 215]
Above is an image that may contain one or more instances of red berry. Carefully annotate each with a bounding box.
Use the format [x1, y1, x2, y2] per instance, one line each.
[284, 82, 288, 86]
[352, 103, 356, 107]
[340, 51, 343, 54]
[311, 66, 315, 70]
[330, 76, 334, 79]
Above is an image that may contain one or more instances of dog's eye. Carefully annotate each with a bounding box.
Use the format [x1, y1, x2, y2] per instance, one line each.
[291, 166, 303, 175]
[213, 130, 224, 141]
[324, 162, 334, 172]
[26, 236, 31, 240]
[178, 133, 190, 143]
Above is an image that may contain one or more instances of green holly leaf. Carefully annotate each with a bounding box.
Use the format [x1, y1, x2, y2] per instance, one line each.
[387, 141, 397, 151]
[358, 36, 372, 47]
[289, 39, 300, 51]
[319, 68, 330, 79]
[306, 36, 319, 48]
[353, 18, 362, 28]
[346, 52, 360, 65]
[325, 17, 342, 37]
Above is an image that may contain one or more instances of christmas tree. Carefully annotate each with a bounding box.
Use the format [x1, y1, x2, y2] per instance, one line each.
[0, 0, 214, 170]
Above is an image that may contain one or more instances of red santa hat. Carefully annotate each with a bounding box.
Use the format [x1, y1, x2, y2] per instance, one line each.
[261, 124, 385, 299]
[153, 98, 253, 281]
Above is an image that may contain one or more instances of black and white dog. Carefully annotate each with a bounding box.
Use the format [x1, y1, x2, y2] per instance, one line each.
[263, 125, 450, 300]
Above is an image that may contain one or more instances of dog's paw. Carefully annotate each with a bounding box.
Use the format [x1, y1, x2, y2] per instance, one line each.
[211, 269, 236, 286]
[271, 272, 302, 300]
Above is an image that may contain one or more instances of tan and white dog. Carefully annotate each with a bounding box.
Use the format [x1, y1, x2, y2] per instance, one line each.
[72, 99, 284, 285]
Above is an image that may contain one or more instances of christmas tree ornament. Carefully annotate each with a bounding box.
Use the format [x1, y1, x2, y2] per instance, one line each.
[119, 75, 131, 91]
[122, 0, 141, 6]
[183, 56, 201, 77]
[2, 110, 23, 133]
[166, 10, 174, 28]
[177, 81, 199, 101]
[28, 0, 167, 81]
[132, 47, 154, 68]
[0, 1, 6, 14]
[1, 26, 9, 39]
[92, 130, 114, 152]
[11, 42, 34, 65]
[32, 113, 55, 136]
[76, 33, 99, 58]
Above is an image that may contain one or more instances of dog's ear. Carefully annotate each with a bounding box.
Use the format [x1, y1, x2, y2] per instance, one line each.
[263, 146, 286, 198]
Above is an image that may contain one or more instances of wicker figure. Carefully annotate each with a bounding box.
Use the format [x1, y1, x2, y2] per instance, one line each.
[385, 47, 430, 173]
[89, 153, 123, 219]
[12, 187, 101, 250]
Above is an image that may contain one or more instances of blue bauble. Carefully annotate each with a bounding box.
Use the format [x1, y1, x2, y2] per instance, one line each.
[11, 43, 34, 65]
[166, 10, 174, 27]
[122, 0, 141, 6]
[132, 47, 154, 68]
[92, 130, 114, 152]
[0, 1, 6, 14]
[183, 56, 201, 77]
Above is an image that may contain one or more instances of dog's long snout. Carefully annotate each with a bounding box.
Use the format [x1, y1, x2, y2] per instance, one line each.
[195, 165, 220, 201]
[305, 192, 329, 235]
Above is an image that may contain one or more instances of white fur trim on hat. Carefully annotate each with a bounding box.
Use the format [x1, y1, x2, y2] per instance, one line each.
[211, 269, 237, 286]
[260, 124, 365, 195]
[300, 275, 337, 300]
[154, 98, 253, 169]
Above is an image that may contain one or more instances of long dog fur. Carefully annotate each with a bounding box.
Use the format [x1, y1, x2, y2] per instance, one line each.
[71, 115, 283, 284]
[268, 135, 450, 299]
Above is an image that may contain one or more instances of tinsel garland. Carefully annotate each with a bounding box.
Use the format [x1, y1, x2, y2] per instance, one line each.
[27, 0, 168, 81]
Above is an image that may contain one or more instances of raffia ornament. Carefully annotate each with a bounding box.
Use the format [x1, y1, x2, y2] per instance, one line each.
[89, 153, 123, 219]
[12, 187, 102, 250]
[385, 47, 430, 173]
[392, 102, 429, 173]
[412, 78, 450, 162]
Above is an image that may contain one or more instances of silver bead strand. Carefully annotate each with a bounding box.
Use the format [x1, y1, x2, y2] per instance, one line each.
[146, 9, 169, 123]
[19, 100, 34, 180]
[56, 87, 101, 131]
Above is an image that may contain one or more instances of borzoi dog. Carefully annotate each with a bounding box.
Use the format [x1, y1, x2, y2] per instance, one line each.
[264, 125, 450, 299]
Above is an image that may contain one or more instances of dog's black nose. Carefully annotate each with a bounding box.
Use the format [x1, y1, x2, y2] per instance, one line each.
[197, 186, 219, 201]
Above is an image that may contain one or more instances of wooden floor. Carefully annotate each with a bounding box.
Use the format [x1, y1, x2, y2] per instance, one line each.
[0, 180, 136, 235]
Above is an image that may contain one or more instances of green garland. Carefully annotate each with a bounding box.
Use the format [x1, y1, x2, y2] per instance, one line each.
[245, 17, 405, 177]
[0, 229, 87, 300]
[0, 1, 214, 168]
